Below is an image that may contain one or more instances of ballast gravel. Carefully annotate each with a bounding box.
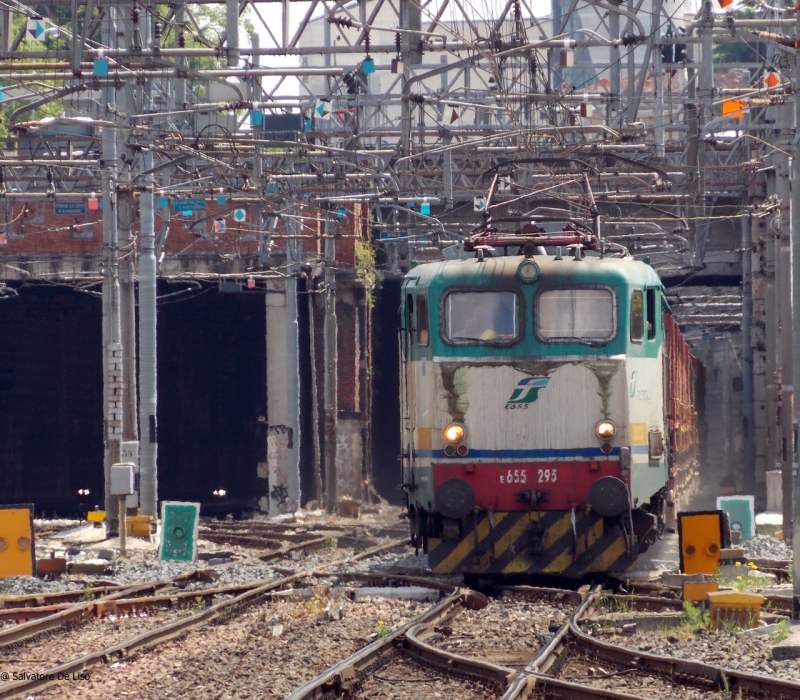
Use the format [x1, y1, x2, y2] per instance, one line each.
[33, 589, 428, 700]
[743, 534, 792, 561]
[0, 577, 83, 596]
[602, 624, 800, 683]
[432, 595, 572, 669]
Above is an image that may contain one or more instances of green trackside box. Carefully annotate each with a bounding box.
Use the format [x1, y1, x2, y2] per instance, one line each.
[716, 495, 755, 542]
[159, 502, 200, 562]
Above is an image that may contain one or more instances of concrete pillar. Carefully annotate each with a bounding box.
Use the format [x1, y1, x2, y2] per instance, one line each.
[265, 278, 300, 513]
[751, 214, 770, 490]
[335, 287, 364, 503]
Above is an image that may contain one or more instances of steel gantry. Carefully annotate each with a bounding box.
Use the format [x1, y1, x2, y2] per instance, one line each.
[1, 0, 800, 605]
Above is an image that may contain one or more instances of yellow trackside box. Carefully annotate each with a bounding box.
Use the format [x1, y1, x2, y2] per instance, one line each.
[126, 515, 152, 539]
[678, 510, 725, 576]
[0, 505, 35, 578]
[683, 581, 719, 602]
[707, 591, 765, 630]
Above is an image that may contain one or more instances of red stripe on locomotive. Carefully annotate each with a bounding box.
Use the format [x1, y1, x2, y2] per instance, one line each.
[433, 461, 623, 511]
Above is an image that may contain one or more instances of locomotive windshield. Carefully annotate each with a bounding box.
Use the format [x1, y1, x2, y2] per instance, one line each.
[444, 291, 519, 343]
[536, 287, 616, 342]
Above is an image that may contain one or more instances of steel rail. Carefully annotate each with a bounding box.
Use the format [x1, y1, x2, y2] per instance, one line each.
[198, 529, 337, 546]
[0, 578, 357, 623]
[288, 584, 598, 700]
[524, 676, 654, 699]
[0, 537, 408, 700]
[500, 585, 602, 700]
[501, 584, 800, 700]
[404, 617, 519, 690]
[284, 590, 468, 700]
[0, 535, 328, 646]
[0, 573, 203, 649]
[567, 611, 800, 699]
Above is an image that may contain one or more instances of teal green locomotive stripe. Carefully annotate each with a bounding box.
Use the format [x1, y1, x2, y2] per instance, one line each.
[401, 256, 663, 361]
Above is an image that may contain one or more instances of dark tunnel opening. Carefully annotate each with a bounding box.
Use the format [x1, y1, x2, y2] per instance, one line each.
[157, 286, 266, 515]
[0, 286, 103, 515]
[0, 280, 404, 515]
[371, 279, 402, 504]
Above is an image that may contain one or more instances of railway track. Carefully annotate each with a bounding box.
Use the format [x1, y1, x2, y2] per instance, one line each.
[9, 522, 799, 700]
[0, 538, 407, 699]
[505, 587, 800, 700]
[288, 584, 800, 700]
[0, 535, 332, 631]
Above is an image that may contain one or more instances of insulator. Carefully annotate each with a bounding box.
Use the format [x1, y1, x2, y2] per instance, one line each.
[326, 15, 356, 28]
[178, 30, 185, 48]
[132, 7, 139, 24]
[621, 33, 645, 46]
[395, 32, 401, 54]
[154, 22, 163, 40]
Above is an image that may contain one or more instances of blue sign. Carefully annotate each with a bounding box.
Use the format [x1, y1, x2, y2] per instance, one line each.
[174, 198, 205, 212]
[55, 201, 86, 215]
[93, 58, 109, 77]
[380, 231, 408, 240]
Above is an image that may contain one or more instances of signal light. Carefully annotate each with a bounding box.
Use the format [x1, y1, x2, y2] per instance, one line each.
[456, 444, 470, 457]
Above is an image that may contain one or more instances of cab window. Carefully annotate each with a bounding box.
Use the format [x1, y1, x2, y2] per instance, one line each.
[646, 288, 657, 340]
[443, 291, 520, 343]
[417, 295, 430, 347]
[630, 290, 644, 342]
[406, 294, 415, 346]
[537, 287, 616, 342]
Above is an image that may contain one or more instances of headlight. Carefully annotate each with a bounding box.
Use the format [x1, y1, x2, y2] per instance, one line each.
[444, 423, 466, 444]
[517, 259, 540, 284]
[596, 420, 616, 439]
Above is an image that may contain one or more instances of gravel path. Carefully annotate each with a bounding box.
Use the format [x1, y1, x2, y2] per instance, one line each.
[31, 588, 428, 700]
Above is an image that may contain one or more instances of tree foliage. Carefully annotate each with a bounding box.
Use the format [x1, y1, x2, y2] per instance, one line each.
[1, 5, 254, 138]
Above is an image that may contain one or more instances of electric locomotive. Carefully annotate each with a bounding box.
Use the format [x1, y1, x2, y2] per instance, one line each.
[399, 220, 699, 578]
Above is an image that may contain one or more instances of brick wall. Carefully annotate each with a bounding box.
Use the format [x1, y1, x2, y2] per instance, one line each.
[0, 198, 361, 267]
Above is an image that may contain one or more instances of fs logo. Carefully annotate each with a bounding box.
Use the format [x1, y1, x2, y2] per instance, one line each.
[506, 376, 550, 407]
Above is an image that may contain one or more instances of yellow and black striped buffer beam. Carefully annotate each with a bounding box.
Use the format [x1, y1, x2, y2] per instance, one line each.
[427, 510, 635, 577]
